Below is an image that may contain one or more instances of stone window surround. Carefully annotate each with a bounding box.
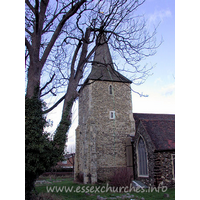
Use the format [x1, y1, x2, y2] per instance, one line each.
[109, 111, 115, 119]
[137, 135, 149, 178]
[171, 154, 175, 180]
[108, 84, 113, 95]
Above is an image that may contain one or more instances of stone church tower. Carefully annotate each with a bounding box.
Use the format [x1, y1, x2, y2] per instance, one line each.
[74, 35, 135, 184]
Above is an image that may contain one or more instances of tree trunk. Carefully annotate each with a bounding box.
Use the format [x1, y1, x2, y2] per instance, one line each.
[62, 81, 78, 115]
[26, 60, 42, 99]
[25, 174, 36, 200]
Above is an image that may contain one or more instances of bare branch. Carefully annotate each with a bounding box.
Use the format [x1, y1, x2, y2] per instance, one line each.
[40, 73, 55, 95]
[70, 40, 82, 77]
[40, 87, 55, 97]
[35, 0, 40, 33]
[42, 94, 66, 114]
[25, 28, 33, 36]
[25, 0, 35, 15]
[42, 2, 71, 33]
[26, 0, 160, 109]
[25, 37, 33, 56]
[74, 27, 91, 81]
[40, 0, 87, 67]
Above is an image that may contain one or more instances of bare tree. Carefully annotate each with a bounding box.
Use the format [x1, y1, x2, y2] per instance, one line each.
[25, 0, 159, 113]
[25, 0, 160, 198]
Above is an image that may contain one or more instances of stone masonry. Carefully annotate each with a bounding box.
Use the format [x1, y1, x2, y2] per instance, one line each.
[74, 33, 135, 184]
[74, 34, 175, 187]
[132, 115, 175, 188]
[75, 80, 135, 184]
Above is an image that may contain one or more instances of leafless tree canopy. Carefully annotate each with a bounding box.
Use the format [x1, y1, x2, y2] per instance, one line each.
[25, 0, 160, 114]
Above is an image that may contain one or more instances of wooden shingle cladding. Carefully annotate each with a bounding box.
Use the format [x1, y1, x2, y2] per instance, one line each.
[85, 34, 132, 85]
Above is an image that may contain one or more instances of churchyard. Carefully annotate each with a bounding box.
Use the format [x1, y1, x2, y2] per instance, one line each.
[35, 177, 175, 200]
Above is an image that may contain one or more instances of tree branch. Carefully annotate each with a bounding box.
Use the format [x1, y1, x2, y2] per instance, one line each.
[42, 2, 71, 33]
[38, 0, 50, 33]
[71, 40, 82, 78]
[40, 87, 56, 97]
[74, 27, 91, 81]
[42, 94, 66, 114]
[25, 37, 33, 56]
[25, 28, 33, 36]
[25, 0, 35, 15]
[35, 0, 39, 33]
[40, 73, 55, 95]
[40, 0, 86, 67]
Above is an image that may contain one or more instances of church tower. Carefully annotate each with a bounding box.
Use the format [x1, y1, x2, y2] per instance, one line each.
[74, 34, 135, 184]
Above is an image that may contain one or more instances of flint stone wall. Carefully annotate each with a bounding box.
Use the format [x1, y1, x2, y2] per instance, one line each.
[75, 80, 135, 183]
[132, 121, 175, 188]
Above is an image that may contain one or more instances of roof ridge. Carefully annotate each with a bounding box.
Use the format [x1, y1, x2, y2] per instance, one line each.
[141, 119, 175, 122]
[133, 113, 175, 115]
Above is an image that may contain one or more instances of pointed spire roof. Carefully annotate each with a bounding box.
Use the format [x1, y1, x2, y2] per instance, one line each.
[87, 34, 132, 83]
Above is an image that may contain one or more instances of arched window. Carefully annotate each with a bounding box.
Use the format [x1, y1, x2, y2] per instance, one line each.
[109, 85, 113, 95]
[138, 137, 148, 176]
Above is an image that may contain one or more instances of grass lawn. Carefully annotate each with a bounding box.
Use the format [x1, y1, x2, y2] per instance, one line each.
[35, 177, 175, 200]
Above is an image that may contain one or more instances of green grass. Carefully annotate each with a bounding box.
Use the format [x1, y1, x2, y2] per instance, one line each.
[35, 177, 175, 200]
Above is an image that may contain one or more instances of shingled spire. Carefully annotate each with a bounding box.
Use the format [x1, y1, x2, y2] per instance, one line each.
[87, 34, 132, 83]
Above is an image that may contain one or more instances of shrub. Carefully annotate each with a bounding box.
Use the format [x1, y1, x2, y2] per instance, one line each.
[109, 167, 133, 189]
[25, 96, 73, 200]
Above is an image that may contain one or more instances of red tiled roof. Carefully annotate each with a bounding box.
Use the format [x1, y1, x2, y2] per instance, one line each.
[133, 113, 175, 125]
[133, 113, 175, 151]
